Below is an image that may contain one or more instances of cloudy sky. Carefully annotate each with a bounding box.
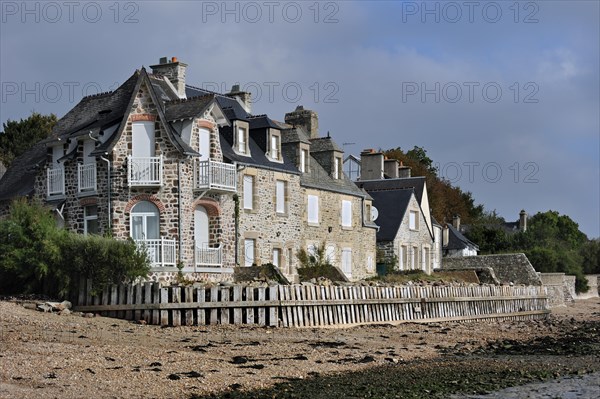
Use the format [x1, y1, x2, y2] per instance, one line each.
[1, 1, 599, 237]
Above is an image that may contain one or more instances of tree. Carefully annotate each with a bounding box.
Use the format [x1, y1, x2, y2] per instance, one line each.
[0, 112, 57, 167]
[580, 239, 600, 274]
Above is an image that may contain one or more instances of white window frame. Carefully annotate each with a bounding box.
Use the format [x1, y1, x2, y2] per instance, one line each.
[244, 238, 255, 266]
[409, 210, 418, 230]
[307, 194, 319, 224]
[237, 127, 247, 154]
[276, 180, 286, 214]
[300, 148, 309, 173]
[84, 205, 98, 235]
[333, 156, 343, 179]
[269, 132, 281, 161]
[399, 245, 407, 271]
[341, 200, 352, 227]
[272, 248, 281, 268]
[243, 175, 254, 210]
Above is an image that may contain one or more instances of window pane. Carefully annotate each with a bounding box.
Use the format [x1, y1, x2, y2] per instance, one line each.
[132, 216, 144, 240]
[243, 175, 253, 210]
[272, 248, 280, 267]
[86, 219, 99, 235]
[244, 239, 255, 266]
[409, 211, 416, 230]
[300, 149, 305, 172]
[238, 128, 246, 153]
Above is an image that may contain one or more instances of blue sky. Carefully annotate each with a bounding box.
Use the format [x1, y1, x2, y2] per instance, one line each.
[1, 0, 599, 237]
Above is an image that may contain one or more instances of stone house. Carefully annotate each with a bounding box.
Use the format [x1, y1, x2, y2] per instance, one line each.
[0, 57, 377, 283]
[442, 217, 479, 257]
[353, 150, 440, 274]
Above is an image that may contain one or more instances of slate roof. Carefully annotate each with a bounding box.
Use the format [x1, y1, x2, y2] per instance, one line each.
[445, 223, 479, 251]
[368, 189, 414, 241]
[355, 177, 426, 205]
[0, 142, 46, 201]
[186, 85, 250, 120]
[164, 94, 215, 122]
[247, 114, 280, 130]
[281, 126, 311, 144]
[309, 137, 343, 152]
[219, 126, 299, 174]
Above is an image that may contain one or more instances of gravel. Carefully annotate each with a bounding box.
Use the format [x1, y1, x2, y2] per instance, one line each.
[1, 298, 598, 399]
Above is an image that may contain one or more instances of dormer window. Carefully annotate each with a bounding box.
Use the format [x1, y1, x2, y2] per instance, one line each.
[234, 122, 250, 156]
[333, 156, 343, 179]
[269, 131, 281, 161]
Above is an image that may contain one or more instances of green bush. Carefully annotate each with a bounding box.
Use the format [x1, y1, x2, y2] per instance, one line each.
[296, 242, 343, 281]
[0, 199, 150, 298]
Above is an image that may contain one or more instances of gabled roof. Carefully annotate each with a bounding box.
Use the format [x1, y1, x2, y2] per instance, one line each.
[368, 189, 414, 241]
[445, 223, 479, 251]
[355, 177, 426, 205]
[281, 126, 311, 144]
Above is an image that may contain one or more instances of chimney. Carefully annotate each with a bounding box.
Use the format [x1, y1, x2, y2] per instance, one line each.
[227, 84, 252, 113]
[519, 209, 527, 232]
[442, 225, 449, 247]
[452, 215, 461, 231]
[285, 105, 319, 138]
[398, 161, 412, 178]
[359, 149, 384, 180]
[150, 57, 188, 98]
[384, 159, 399, 178]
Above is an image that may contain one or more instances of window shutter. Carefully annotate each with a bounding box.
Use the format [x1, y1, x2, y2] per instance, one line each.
[342, 200, 352, 227]
[243, 175, 253, 210]
[308, 195, 319, 223]
[276, 180, 285, 213]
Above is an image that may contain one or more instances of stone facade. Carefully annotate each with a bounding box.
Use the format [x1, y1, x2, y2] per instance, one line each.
[4, 62, 378, 284]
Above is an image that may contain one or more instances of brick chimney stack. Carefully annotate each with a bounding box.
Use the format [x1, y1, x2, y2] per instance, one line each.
[398, 161, 412, 178]
[359, 149, 384, 180]
[452, 214, 461, 231]
[285, 106, 319, 138]
[150, 57, 188, 98]
[519, 210, 527, 232]
[227, 84, 252, 113]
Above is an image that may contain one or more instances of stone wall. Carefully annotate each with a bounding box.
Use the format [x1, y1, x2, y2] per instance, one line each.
[539, 273, 573, 307]
[579, 274, 599, 299]
[442, 253, 542, 286]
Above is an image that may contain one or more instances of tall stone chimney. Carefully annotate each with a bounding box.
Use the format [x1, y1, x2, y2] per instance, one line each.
[442, 225, 449, 246]
[359, 149, 384, 180]
[519, 210, 527, 231]
[285, 106, 319, 138]
[384, 159, 399, 178]
[452, 215, 461, 231]
[227, 84, 252, 113]
[150, 57, 187, 98]
[398, 162, 412, 178]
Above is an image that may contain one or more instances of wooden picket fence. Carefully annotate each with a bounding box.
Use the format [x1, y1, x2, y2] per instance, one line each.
[74, 281, 549, 327]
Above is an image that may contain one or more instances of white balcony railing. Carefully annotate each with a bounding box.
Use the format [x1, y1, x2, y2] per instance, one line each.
[194, 159, 236, 192]
[78, 163, 97, 192]
[195, 244, 223, 267]
[128, 156, 163, 186]
[135, 238, 176, 267]
[47, 167, 65, 196]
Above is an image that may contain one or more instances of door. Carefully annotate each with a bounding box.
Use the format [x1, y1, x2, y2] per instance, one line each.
[131, 201, 160, 262]
[194, 206, 209, 249]
[244, 239, 255, 266]
[199, 128, 210, 161]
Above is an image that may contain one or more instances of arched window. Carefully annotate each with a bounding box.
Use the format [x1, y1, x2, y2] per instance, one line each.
[130, 201, 159, 240]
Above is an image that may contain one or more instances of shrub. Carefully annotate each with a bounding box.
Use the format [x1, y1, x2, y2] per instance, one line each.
[0, 199, 150, 298]
[296, 242, 345, 281]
